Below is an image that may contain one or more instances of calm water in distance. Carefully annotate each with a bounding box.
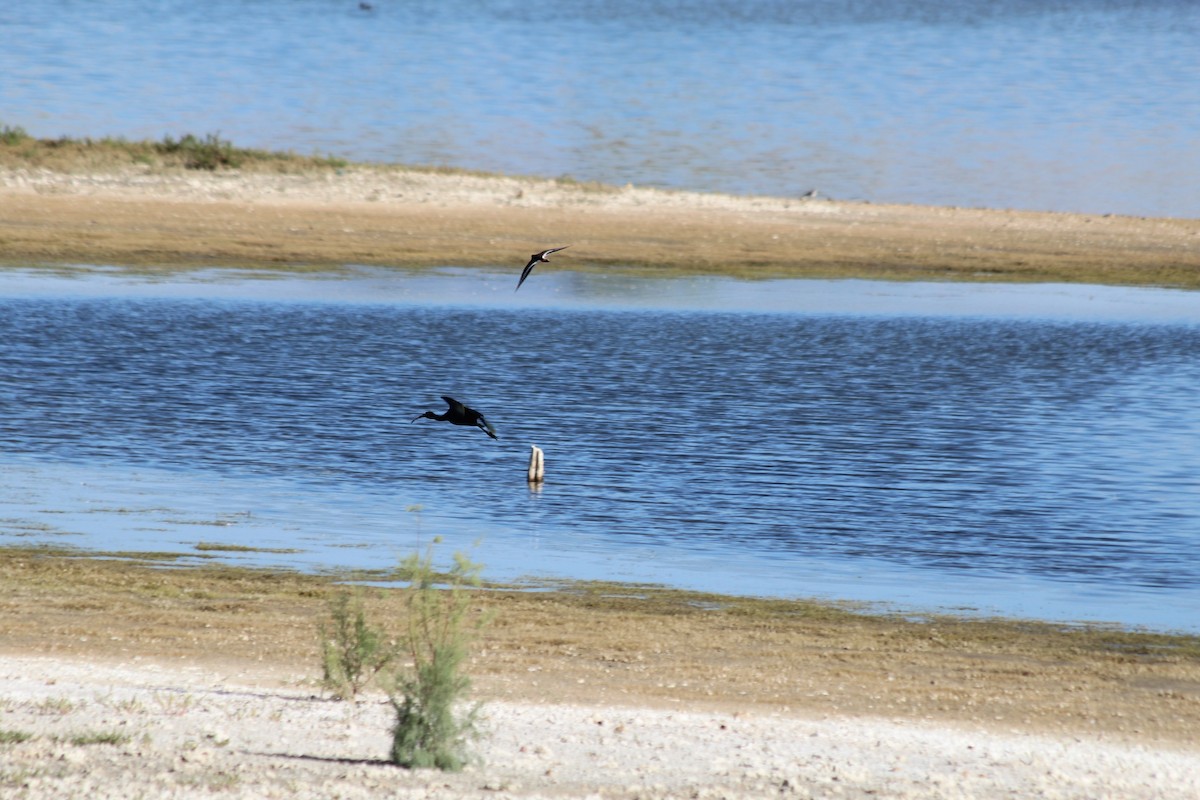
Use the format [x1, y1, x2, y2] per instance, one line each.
[2, 0, 1198, 217]
[1, 269, 1198, 632]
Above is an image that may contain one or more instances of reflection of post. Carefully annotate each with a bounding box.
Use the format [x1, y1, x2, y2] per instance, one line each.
[527, 444, 545, 484]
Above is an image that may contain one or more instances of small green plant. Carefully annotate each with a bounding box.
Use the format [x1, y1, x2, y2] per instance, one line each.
[153, 691, 195, 716]
[319, 590, 395, 699]
[407, 504, 424, 545]
[66, 730, 130, 746]
[0, 729, 33, 744]
[387, 540, 488, 771]
[33, 697, 76, 715]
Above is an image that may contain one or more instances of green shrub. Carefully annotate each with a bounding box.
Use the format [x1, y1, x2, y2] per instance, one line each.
[387, 542, 488, 771]
[67, 731, 130, 746]
[319, 590, 395, 700]
[0, 124, 30, 146]
[155, 132, 243, 170]
[0, 729, 33, 744]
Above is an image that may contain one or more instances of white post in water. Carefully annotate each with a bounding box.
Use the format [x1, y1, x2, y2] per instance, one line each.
[527, 444, 545, 483]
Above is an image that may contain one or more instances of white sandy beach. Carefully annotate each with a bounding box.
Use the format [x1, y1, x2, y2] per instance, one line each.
[2, 654, 1197, 799]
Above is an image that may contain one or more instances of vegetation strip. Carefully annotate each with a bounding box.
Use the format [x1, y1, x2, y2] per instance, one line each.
[0, 125, 347, 172]
[2, 544, 1198, 748]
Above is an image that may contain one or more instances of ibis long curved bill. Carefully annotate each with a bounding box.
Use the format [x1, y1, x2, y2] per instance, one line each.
[411, 396, 498, 439]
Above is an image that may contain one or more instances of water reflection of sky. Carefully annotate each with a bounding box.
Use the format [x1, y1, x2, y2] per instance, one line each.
[3, 266, 1199, 323]
[3, 454, 1193, 634]
[4, 1, 1198, 217]
[2, 268, 1198, 633]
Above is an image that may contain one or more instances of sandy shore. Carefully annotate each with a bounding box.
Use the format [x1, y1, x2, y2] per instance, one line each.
[3, 653, 1198, 800]
[3, 551, 1200, 798]
[2, 164, 1199, 286]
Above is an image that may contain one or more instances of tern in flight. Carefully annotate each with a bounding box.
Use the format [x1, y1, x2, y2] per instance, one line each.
[516, 245, 570, 291]
[411, 396, 499, 439]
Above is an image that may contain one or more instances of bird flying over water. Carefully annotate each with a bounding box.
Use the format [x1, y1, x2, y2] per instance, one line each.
[411, 396, 498, 439]
[516, 246, 570, 291]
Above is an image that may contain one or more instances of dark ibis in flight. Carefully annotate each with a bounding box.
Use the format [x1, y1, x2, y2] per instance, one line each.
[516, 245, 570, 291]
[411, 396, 498, 439]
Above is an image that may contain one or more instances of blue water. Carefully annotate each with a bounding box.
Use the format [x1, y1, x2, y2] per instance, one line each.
[2, 0, 1198, 217]
[1, 269, 1198, 632]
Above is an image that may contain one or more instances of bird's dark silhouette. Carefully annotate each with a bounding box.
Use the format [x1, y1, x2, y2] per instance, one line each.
[516, 245, 570, 291]
[411, 396, 498, 439]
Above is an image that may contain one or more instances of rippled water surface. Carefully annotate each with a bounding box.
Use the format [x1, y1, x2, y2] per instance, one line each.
[1, 270, 1198, 631]
[2, 0, 1198, 216]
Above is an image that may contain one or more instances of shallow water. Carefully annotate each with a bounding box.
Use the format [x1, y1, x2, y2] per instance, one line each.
[2, 1, 1198, 216]
[1, 269, 1198, 632]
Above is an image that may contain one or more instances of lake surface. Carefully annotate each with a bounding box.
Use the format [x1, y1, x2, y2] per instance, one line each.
[2, 0, 1198, 217]
[1, 268, 1198, 633]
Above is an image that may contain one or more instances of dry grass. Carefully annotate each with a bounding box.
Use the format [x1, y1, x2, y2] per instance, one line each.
[2, 546, 1199, 747]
